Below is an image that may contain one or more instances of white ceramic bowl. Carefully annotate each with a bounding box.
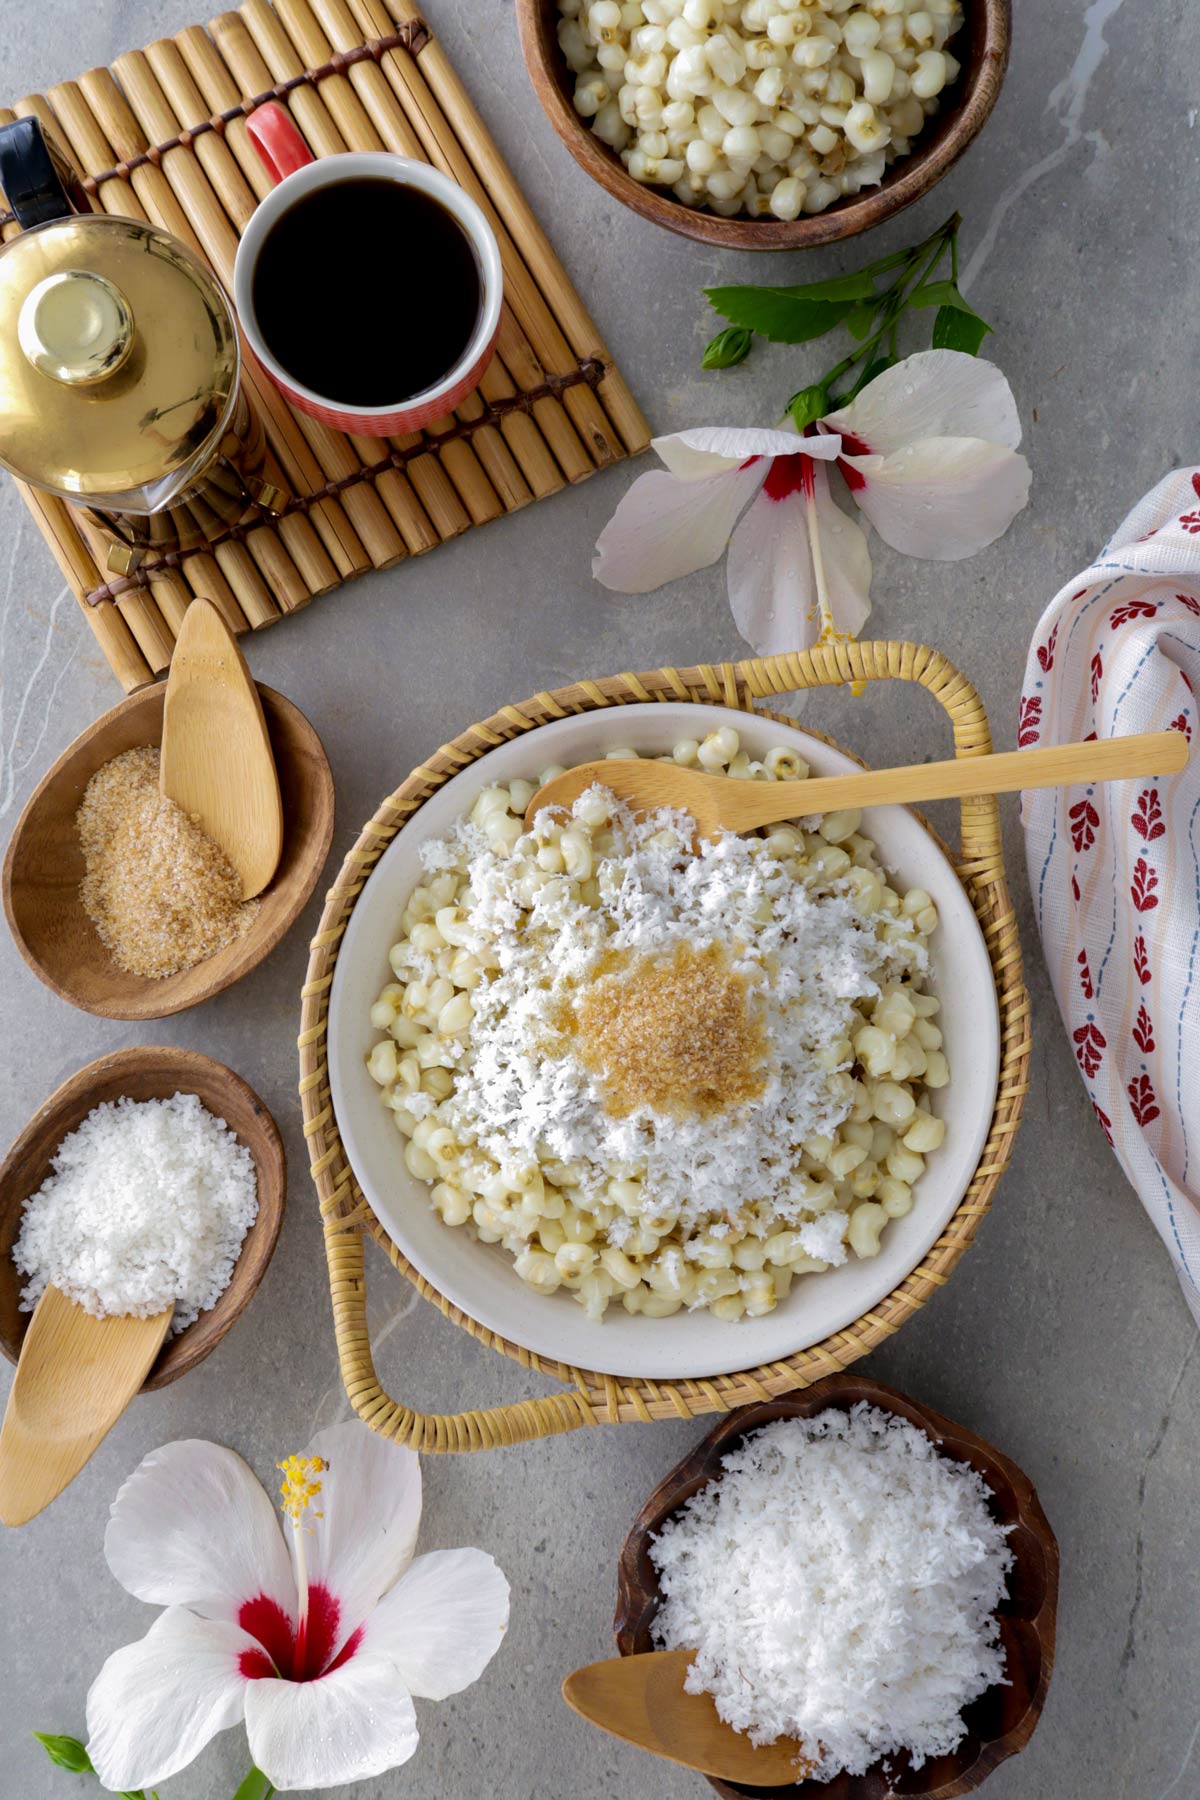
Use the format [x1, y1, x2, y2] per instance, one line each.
[328, 704, 1001, 1381]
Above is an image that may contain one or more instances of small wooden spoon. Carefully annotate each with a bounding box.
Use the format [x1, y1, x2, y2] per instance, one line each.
[563, 1647, 812, 1783]
[160, 597, 283, 899]
[0, 1287, 171, 1527]
[527, 729, 1189, 840]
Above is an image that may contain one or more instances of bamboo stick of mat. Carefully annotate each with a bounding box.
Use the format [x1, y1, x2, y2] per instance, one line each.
[64, 67, 353, 603]
[139, 39, 352, 607]
[19, 488, 154, 691]
[174, 36, 407, 569]
[175, 25, 274, 201]
[101, 50, 399, 585]
[313, 0, 598, 487]
[352, 0, 635, 469]
[347, 0, 608, 477]
[259, 0, 489, 532]
[206, 9, 449, 551]
[177, 29, 425, 571]
[73, 69, 366, 590]
[303, 0, 553, 504]
[225, 0, 472, 541]
[272, 0, 532, 518]
[349, 0, 617, 475]
[230, 0, 468, 540]
[303, 7, 577, 504]
[21, 83, 276, 635]
[383, 0, 649, 459]
[239, 0, 504, 534]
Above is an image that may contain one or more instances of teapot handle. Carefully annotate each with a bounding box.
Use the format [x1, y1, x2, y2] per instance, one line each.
[0, 116, 88, 230]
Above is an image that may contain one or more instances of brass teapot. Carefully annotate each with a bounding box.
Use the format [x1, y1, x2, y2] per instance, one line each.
[0, 116, 284, 575]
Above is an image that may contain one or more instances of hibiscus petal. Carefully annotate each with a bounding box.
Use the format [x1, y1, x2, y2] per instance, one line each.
[843, 436, 1032, 560]
[298, 1423, 422, 1654]
[104, 1440, 295, 1625]
[86, 1608, 251, 1792]
[592, 461, 764, 594]
[364, 1548, 510, 1700]
[245, 1653, 418, 1790]
[655, 423, 839, 478]
[727, 457, 871, 656]
[823, 350, 1023, 454]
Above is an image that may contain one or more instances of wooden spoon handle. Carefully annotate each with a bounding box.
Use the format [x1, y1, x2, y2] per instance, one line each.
[729, 729, 1189, 829]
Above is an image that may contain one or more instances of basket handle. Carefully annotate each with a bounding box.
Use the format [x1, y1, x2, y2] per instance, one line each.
[317, 639, 1005, 1452]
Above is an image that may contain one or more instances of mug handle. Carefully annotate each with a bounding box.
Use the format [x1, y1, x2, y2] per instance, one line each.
[0, 116, 89, 228]
[246, 103, 315, 185]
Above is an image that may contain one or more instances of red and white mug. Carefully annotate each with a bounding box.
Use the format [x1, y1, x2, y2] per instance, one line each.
[234, 103, 503, 436]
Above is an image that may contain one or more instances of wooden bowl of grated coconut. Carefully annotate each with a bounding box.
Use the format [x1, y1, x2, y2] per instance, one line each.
[614, 1375, 1057, 1798]
[2, 680, 334, 1020]
[0, 1047, 286, 1392]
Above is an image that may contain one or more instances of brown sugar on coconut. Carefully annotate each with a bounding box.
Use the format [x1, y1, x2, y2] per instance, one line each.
[569, 942, 767, 1119]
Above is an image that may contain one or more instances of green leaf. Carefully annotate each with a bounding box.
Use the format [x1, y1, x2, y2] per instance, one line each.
[704, 286, 852, 344]
[231, 1768, 275, 1800]
[701, 325, 753, 370]
[909, 278, 992, 354]
[788, 384, 827, 431]
[931, 304, 992, 355]
[844, 299, 881, 341]
[771, 270, 880, 303]
[908, 278, 971, 310]
[34, 1734, 94, 1775]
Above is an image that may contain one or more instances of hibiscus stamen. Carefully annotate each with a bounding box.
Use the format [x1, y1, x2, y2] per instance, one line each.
[277, 1454, 327, 1674]
[801, 453, 866, 694]
[800, 455, 835, 645]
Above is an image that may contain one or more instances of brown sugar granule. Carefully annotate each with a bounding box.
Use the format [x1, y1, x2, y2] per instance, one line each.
[77, 746, 259, 980]
[570, 941, 767, 1119]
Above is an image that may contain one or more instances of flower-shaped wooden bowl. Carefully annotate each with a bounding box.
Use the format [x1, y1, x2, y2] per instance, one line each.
[0, 1047, 285, 1391]
[615, 1375, 1058, 1798]
[2, 682, 334, 1021]
[516, 0, 1011, 251]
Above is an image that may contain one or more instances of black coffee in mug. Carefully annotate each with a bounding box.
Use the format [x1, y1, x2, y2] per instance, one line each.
[251, 176, 482, 407]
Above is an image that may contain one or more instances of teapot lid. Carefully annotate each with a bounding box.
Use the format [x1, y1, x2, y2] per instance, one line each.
[0, 119, 238, 502]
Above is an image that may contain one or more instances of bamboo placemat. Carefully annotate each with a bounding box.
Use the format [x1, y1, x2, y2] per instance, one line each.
[0, 0, 651, 692]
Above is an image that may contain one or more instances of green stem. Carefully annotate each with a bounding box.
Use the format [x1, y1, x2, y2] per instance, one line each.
[231, 1769, 275, 1800]
[821, 216, 959, 400]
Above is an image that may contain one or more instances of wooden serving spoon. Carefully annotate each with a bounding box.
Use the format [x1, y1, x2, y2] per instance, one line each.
[563, 1648, 812, 1783]
[0, 1287, 171, 1527]
[160, 597, 283, 899]
[527, 729, 1189, 840]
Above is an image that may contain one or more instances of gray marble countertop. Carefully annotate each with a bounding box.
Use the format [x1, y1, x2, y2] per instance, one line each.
[2, 1, 1199, 1796]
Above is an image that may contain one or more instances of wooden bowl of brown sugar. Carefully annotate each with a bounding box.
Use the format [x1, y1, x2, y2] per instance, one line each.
[2, 683, 334, 1020]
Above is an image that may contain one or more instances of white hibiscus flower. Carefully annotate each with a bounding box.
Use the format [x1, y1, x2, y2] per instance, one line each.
[594, 350, 1031, 656]
[85, 1423, 509, 1793]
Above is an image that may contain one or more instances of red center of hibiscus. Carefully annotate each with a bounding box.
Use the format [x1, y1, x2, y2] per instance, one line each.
[836, 429, 871, 491]
[238, 1588, 363, 1682]
[762, 453, 812, 501]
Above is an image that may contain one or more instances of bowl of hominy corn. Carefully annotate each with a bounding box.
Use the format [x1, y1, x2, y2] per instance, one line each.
[515, 0, 1010, 249]
[326, 702, 1001, 1381]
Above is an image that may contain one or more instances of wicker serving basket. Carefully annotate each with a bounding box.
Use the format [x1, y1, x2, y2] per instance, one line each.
[299, 641, 1030, 1452]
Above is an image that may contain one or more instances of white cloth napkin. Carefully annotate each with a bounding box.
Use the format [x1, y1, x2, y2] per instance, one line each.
[1020, 468, 1200, 1322]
